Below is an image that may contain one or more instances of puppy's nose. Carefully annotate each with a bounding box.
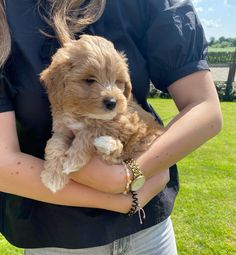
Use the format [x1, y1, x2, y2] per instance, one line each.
[103, 97, 117, 110]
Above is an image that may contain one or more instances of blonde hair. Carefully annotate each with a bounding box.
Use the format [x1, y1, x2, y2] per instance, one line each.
[0, 0, 11, 67]
[0, 0, 106, 67]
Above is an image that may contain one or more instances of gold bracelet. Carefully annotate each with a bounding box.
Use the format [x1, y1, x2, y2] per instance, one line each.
[122, 162, 132, 195]
[124, 158, 142, 178]
[124, 158, 145, 191]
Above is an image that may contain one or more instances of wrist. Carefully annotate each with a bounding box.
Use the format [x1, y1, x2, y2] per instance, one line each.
[107, 193, 132, 214]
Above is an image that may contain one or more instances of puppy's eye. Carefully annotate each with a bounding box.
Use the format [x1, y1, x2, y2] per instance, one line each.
[116, 80, 125, 85]
[84, 78, 96, 85]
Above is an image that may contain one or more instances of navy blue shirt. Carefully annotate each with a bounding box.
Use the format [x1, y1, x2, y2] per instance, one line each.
[0, 0, 209, 248]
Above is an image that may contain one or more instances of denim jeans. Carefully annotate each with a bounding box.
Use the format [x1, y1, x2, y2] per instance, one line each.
[24, 216, 177, 255]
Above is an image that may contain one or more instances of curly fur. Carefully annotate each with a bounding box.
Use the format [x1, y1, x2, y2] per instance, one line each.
[40, 35, 164, 192]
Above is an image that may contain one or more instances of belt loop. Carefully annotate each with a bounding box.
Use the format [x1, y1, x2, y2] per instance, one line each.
[111, 239, 119, 255]
[112, 236, 131, 255]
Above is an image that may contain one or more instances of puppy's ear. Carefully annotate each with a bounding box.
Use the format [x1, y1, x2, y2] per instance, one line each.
[40, 49, 71, 111]
[118, 52, 132, 101]
[124, 80, 132, 101]
[40, 62, 66, 93]
[41, 49, 71, 88]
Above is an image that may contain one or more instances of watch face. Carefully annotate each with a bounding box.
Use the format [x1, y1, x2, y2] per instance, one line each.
[131, 176, 146, 191]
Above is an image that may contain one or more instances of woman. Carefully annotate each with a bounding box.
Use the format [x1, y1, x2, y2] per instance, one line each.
[0, 0, 222, 254]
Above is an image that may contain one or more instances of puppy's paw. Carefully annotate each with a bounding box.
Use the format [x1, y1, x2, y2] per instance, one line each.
[41, 170, 68, 193]
[94, 136, 123, 155]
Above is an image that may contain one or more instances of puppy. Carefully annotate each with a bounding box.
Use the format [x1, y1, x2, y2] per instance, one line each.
[40, 35, 164, 192]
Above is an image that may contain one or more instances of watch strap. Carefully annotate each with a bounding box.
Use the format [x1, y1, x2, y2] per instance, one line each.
[124, 158, 144, 179]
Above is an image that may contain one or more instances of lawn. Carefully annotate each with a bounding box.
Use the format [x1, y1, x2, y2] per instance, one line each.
[208, 47, 235, 52]
[150, 99, 236, 255]
[1, 99, 235, 254]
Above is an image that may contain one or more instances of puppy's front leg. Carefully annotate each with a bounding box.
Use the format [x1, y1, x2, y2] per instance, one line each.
[62, 132, 92, 174]
[42, 133, 72, 193]
[93, 136, 123, 164]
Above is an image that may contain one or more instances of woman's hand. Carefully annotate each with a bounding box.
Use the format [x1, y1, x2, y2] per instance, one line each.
[69, 156, 127, 194]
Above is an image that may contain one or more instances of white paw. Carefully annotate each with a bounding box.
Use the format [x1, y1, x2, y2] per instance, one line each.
[93, 136, 119, 155]
[41, 170, 68, 193]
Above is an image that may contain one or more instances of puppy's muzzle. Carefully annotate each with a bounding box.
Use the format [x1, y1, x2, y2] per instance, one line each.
[103, 97, 117, 110]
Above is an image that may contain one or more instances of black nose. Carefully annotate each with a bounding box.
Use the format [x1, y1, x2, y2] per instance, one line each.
[103, 97, 117, 110]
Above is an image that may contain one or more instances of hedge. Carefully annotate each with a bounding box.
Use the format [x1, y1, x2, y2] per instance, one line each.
[214, 81, 236, 101]
[149, 82, 236, 102]
[207, 51, 235, 64]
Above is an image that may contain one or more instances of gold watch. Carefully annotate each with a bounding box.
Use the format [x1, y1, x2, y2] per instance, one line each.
[124, 158, 146, 191]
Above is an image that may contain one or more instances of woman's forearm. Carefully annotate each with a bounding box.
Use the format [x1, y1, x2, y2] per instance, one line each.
[137, 100, 222, 177]
[0, 151, 131, 213]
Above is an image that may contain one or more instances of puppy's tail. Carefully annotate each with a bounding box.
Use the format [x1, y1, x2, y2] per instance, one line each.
[48, 0, 106, 45]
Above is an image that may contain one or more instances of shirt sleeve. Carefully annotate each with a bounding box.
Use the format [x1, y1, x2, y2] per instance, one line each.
[0, 68, 15, 112]
[143, 0, 209, 92]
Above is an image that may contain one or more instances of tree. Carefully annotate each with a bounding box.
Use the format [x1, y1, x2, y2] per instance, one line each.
[218, 36, 226, 43]
[209, 37, 215, 46]
[221, 41, 231, 48]
[232, 38, 236, 47]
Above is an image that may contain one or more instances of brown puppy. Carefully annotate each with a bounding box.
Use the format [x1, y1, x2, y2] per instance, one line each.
[40, 35, 164, 192]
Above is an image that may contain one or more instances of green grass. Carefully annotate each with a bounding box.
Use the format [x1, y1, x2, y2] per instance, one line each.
[0, 236, 23, 255]
[208, 47, 235, 52]
[149, 99, 236, 255]
[1, 99, 235, 254]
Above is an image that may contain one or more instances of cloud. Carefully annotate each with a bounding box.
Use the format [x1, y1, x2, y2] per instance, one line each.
[224, 0, 236, 6]
[201, 19, 222, 28]
[208, 7, 214, 11]
[195, 6, 203, 12]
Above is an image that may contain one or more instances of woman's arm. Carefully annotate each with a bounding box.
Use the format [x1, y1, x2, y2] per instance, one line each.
[0, 111, 169, 212]
[0, 111, 127, 212]
[137, 70, 222, 177]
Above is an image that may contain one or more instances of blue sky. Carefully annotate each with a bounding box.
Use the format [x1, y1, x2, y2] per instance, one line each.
[191, 0, 236, 40]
